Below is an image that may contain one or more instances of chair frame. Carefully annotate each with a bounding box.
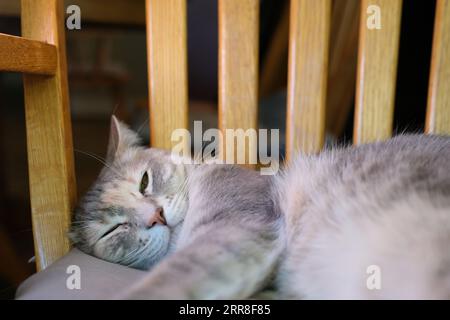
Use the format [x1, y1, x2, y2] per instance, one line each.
[0, 0, 448, 270]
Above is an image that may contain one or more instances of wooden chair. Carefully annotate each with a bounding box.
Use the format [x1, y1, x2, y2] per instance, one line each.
[0, 0, 449, 272]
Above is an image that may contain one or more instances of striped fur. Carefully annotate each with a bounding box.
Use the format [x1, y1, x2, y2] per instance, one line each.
[71, 117, 450, 299]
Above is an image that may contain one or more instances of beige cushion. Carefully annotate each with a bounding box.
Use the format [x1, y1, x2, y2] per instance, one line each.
[16, 249, 147, 300]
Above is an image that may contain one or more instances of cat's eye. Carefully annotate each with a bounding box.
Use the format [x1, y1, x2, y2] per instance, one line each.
[139, 171, 149, 195]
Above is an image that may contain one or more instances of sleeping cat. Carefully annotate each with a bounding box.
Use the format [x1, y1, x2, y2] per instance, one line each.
[69, 116, 450, 299]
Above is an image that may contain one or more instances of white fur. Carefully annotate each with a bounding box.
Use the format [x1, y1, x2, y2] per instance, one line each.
[276, 140, 450, 299]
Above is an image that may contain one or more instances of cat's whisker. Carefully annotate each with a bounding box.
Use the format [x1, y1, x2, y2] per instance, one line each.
[122, 236, 156, 266]
[70, 219, 95, 224]
[74, 149, 125, 179]
[170, 170, 190, 212]
[136, 118, 150, 135]
[116, 247, 137, 264]
[119, 245, 143, 264]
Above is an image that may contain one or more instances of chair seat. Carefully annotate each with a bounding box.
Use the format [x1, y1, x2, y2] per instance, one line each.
[15, 248, 147, 300]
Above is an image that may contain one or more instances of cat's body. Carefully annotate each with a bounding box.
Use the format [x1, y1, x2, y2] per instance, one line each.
[125, 164, 282, 299]
[277, 134, 450, 299]
[70, 117, 450, 299]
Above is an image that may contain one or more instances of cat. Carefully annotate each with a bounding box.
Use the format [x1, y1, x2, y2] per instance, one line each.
[69, 116, 450, 299]
[70, 116, 282, 299]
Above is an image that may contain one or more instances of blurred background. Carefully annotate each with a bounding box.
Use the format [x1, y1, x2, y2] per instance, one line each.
[0, 0, 437, 298]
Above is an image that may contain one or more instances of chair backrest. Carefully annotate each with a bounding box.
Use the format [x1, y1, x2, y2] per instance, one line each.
[1, 0, 76, 270]
[0, 0, 449, 270]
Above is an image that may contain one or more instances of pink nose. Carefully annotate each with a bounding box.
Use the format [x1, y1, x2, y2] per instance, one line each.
[147, 207, 166, 227]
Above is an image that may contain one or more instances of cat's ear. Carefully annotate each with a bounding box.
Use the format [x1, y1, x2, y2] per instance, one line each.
[106, 115, 141, 162]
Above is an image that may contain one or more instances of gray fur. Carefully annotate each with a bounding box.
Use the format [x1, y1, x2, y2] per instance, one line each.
[276, 134, 450, 299]
[70, 116, 450, 299]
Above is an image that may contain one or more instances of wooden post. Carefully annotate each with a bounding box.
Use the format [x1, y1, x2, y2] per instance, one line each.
[21, 0, 77, 270]
[146, 0, 189, 150]
[218, 0, 259, 166]
[286, 0, 331, 159]
[426, 0, 450, 135]
[353, 0, 403, 144]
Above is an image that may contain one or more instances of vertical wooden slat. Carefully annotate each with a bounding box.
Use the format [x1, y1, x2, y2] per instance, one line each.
[146, 0, 189, 150]
[21, 0, 76, 270]
[426, 0, 450, 135]
[218, 0, 259, 165]
[353, 0, 403, 144]
[286, 0, 331, 159]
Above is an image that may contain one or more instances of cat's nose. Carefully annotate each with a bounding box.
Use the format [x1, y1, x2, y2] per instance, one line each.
[146, 207, 166, 227]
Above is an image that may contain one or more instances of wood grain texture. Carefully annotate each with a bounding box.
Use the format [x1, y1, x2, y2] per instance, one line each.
[218, 0, 259, 166]
[0, 0, 145, 26]
[353, 0, 402, 144]
[426, 0, 450, 135]
[286, 0, 331, 159]
[146, 0, 189, 150]
[0, 33, 56, 75]
[22, 0, 77, 270]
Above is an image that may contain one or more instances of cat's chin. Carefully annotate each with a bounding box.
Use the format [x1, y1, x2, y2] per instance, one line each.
[167, 223, 183, 254]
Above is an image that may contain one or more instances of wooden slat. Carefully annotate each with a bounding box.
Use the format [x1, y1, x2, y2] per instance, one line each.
[0, 0, 146, 26]
[426, 0, 450, 135]
[146, 0, 188, 150]
[218, 0, 259, 165]
[22, 0, 77, 270]
[0, 33, 56, 75]
[353, 0, 403, 144]
[286, 0, 331, 159]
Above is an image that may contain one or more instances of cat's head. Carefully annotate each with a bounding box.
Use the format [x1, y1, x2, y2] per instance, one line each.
[69, 116, 189, 269]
